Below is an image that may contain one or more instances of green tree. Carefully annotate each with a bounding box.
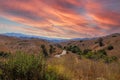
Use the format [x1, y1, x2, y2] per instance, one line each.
[41, 45, 48, 57]
[107, 45, 114, 50]
[98, 38, 104, 47]
[49, 45, 55, 54]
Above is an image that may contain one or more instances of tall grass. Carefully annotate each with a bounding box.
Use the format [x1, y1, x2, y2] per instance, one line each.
[0, 52, 68, 80]
[0, 52, 120, 80]
[48, 54, 120, 80]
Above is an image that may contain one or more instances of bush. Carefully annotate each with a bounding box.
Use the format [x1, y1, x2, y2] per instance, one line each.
[0, 52, 69, 80]
[95, 41, 98, 44]
[84, 51, 106, 60]
[41, 44, 48, 57]
[82, 49, 112, 61]
[0, 51, 10, 58]
[112, 35, 117, 37]
[0, 52, 45, 80]
[66, 45, 82, 54]
[110, 56, 118, 62]
[103, 57, 113, 63]
[107, 45, 114, 50]
[85, 52, 94, 59]
[49, 45, 55, 54]
[97, 49, 107, 56]
[102, 55, 118, 63]
[80, 40, 83, 42]
[82, 49, 91, 55]
[98, 38, 104, 47]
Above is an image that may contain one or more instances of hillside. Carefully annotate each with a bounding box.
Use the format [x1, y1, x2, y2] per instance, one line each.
[61, 33, 120, 57]
[0, 33, 120, 57]
[0, 35, 62, 55]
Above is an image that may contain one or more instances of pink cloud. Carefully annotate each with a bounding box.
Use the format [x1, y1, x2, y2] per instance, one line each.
[0, 0, 120, 38]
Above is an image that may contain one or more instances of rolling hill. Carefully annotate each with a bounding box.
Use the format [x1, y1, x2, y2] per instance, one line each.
[0, 33, 120, 57]
[61, 33, 120, 57]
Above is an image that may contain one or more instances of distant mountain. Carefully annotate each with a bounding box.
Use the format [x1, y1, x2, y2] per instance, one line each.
[71, 38, 91, 41]
[2, 33, 68, 42]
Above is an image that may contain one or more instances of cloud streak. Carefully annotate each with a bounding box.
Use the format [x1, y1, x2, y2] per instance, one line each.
[0, 0, 120, 38]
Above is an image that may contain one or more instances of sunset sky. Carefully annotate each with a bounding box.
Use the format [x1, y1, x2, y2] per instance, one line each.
[0, 0, 120, 39]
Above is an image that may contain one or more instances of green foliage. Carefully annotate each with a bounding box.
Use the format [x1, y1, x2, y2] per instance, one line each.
[84, 51, 106, 60]
[85, 51, 94, 59]
[98, 38, 104, 47]
[82, 49, 118, 63]
[41, 44, 48, 57]
[97, 49, 107, 56]
[0, 51, 10, 58]
[82, 49, 92, 55]
[66, 44, 117, 63]
[49, 45, 56, 54]
[0, 52, 69, 80]
[111, 56, 118, 61]
[103, 56, 118, 63]
[83, 49, 107, 60]
[107, 45, 114, 50]
[66, 45, 82, 55]
[0, 52, 45, 80]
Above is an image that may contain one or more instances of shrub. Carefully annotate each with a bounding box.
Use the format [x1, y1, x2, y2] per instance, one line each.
[0, 52, 69, 80]
[85, 52, 94, 59]
[107, 45, 114, 50]
[98, 38, 104, 47]
[112, 35, 117, 37]
[111, 56, 118, 61]
[95, 41, 98, 44]
[41, 44, 48, 57]
[0, 52, 45, 80]
[63, 46, 67, 50]
[84, 51, 106, 60]
[49, 45, 54, 54]
[97, 49, 107, 56]
[80, 40, 83, 42]
[82, 49, 92, 55]
[49, 45, 55, 54]
[0, 51, 10, 58]
[103, 56, 118, 63]
[66, 45, 82, 54]
[71, 46, 80, 53]
[82, 49, 109, 61]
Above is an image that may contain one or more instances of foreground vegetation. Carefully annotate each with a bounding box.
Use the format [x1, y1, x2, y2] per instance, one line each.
[48, 54, 120, 80]
[0, 49, 119, 80]
[0, 52, 69, 80]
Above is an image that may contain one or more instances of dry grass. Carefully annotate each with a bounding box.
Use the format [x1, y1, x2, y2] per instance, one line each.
[47, 53, 120, 80]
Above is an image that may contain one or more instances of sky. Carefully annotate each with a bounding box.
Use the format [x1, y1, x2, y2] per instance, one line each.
[0, 0, 120, 39]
